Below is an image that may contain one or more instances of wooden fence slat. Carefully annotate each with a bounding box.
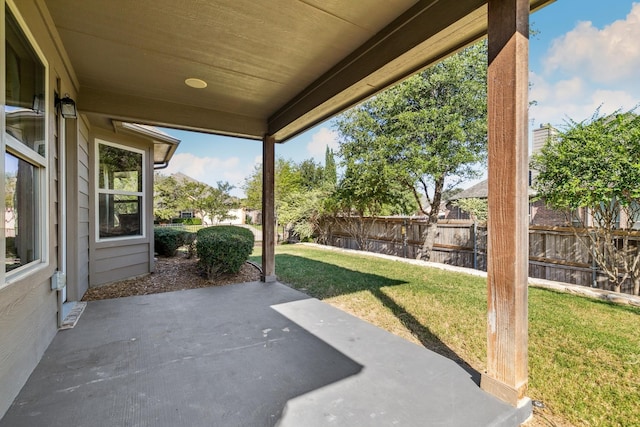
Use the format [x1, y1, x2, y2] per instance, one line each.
[319, 217, 638, 295]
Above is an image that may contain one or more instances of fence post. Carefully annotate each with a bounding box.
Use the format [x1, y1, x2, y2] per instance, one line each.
[473, 222, 478, 270]
[402, 219, 408, 258]
[591, 230, 598, 288]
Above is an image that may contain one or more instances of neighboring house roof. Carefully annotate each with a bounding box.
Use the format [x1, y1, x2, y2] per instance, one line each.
[449, 179, 536, 201]
[171, 172, 202, 185]
[450, 180, 489, 200]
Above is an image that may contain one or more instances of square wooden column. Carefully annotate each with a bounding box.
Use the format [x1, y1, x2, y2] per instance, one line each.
[481, 0, 530, 406]
[261, 134, 277, 282]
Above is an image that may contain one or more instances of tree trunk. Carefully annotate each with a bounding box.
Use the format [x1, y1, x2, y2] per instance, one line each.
[633, 276, 640, 296]
[357, 219, 365, 250]
[611, 279, 621, 294]
[415, 176, 445, 261]
[417, 221, 438, 261]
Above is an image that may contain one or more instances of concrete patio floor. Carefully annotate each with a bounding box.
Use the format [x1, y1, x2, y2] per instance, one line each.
[0, 281, 531, 427]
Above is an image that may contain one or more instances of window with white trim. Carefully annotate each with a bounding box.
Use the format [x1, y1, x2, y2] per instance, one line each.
[96, 140, 145, 239]
[4, 4, 48, 277]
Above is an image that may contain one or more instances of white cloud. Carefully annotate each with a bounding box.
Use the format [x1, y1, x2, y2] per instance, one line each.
[162, 152, 252, 196]
[161, 151, 264, 198]
[162, 153, 236, 190]
[530, 72, 638, 128]
[531, 4, 640, 130]
[306, 127, 339, 160]
[543, 3, 640, 85]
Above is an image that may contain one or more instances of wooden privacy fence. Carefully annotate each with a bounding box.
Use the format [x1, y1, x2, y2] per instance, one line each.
[317, 217, 639, 295]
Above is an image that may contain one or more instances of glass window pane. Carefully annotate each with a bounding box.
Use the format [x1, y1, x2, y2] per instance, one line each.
[98, 144, 142, 192]
[5, 153, 39, 272]
[5, 6, 46, 156]
[99, 194, 142, 238]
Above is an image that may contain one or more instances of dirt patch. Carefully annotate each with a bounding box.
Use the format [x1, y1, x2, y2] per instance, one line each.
[82, 254, 261, 301]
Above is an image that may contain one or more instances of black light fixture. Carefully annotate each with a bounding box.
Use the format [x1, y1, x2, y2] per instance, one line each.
[55, 93, 77, 119]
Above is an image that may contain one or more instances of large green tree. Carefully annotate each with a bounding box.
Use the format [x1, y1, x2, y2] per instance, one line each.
[242, 159, 304, 212]
[326, 159, 415, 250]
[242, 163, 263, 211]
[154, 173, 182, 222]
[154, 173, 237, 225]
[323, 146, 337, 186]
[242, 157, 330, 240]
[335, 42, 488, 260]
[198, 181, 240, 225]
[531, 110, 640, 295]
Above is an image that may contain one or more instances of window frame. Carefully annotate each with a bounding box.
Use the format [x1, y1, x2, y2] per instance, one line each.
[2, 0, 50, 287]
[95, 138, 146, 242]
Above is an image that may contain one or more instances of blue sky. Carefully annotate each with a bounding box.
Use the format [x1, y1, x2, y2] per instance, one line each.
[162, 1, 640, 197]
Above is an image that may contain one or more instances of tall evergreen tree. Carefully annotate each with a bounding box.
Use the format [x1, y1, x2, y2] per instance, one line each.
[323, 146, 337, 187]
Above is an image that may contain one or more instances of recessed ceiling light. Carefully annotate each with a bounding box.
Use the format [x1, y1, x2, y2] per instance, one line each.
[185, 78, 207, 89]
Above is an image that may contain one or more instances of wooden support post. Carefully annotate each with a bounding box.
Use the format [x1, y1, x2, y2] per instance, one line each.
[481, 0, 530, 407]
[261, 134, 277, 282]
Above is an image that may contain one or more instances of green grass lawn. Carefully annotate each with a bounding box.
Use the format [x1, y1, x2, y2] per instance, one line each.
[251, 244, 640, 427]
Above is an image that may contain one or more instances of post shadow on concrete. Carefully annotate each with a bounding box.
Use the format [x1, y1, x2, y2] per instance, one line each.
[272, 253, 482, 383]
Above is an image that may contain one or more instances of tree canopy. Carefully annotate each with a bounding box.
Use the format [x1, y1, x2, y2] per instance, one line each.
[154, 174, 182, 222]
[452, 197, 488, 223]
[531, 111, 640, 212]
[242, 153, 338, 241]
[323, 146, 337, 186]
[531, 109, 640, 294]
[335, 41, 488, 260]
[154, 173, 238, 224]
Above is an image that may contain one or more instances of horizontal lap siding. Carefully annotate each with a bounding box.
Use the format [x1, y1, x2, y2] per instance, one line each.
[1, 0, 86, 418]
[77, 125, 90, 294]
[0, 277, 57, 417]
[67, 120, 91, 301]
[91, 243, 151, 286]
[0, 30, 61, 417]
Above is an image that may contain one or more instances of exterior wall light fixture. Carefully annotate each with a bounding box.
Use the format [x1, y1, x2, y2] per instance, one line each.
[55, 93, 77, 119]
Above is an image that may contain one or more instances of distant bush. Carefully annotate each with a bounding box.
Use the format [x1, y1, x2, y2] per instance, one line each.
[6, 237, 16, 257]
[171, 217, 202, 225]
[154, 227, 196, 257]
[196, 226, 254, 278]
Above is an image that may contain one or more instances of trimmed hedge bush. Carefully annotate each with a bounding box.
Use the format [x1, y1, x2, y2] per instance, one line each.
[196, 226, 255, 278]
[172, 217, 203, 225]
[154, 227, 196, 257]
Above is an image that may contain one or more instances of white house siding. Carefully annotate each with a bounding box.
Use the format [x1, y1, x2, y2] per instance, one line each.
[209, 208, 245, 225]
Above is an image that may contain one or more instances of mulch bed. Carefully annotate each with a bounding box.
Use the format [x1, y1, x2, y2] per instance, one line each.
[82, 254, 261, 301]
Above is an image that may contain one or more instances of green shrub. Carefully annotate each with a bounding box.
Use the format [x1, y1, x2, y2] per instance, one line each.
[171, 217, 202, 225]
[196, 226, 255, 278]
[6, 237, 16, 257]
[154, 227, 196, 257]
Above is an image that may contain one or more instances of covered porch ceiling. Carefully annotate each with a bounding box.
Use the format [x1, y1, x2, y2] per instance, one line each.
[44, 0, 554, 143]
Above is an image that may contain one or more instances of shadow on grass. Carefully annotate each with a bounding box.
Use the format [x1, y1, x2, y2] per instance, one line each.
[269, 253, 481, 383]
